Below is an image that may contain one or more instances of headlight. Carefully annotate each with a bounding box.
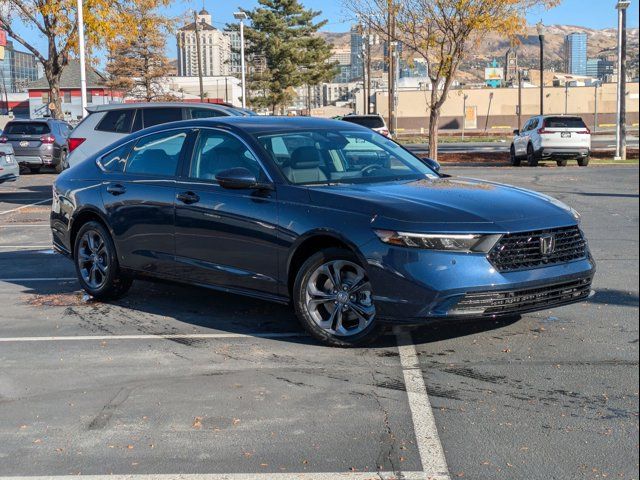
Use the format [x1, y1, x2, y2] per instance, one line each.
[374, 229, 502, 253]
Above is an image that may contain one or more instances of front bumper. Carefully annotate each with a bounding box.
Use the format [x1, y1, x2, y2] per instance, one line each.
[364, 242, 596, 324]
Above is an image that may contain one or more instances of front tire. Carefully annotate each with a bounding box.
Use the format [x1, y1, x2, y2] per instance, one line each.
[74, 221, 132, 301]
[527, 144, 539, 167]
[293, 248, 384, 347]
[510, 145, 521, 166]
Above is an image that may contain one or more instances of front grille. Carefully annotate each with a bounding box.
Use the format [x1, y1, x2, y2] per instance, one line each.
[452, 277, 592, 316]
[488, 225, 587, 272]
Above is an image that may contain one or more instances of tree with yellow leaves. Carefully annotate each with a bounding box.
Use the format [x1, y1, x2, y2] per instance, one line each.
[349, 0, 559, 160]
[0, 0, 169, 118]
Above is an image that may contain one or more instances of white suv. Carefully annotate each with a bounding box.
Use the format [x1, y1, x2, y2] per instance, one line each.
[67, 102, 244, 168]
[510, 115, 591, 167]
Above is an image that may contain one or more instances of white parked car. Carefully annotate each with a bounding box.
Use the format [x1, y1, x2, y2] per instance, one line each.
[0, 143, 19, 184]
[66, 102, 246, 168]
[510, 115, 591, 167]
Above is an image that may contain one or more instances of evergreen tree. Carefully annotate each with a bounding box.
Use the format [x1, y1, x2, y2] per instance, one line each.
[243, 0, 338, 113]
[106, 4, 174, 102]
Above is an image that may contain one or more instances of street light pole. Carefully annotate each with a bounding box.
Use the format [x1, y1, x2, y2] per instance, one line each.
[234, 11, 249, 109]
[77, 0, 88, 118]
[614, 0, 630, 161]
[537, 21, 545, 116]
[193, 11, 205, 102]
[517, 69, 523, 130]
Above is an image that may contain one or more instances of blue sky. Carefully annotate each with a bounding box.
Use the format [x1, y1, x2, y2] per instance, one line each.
[8, 0, 640, 59]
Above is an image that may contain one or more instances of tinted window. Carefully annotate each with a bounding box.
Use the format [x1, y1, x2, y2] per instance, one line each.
[190, 108, 226, 119]
[99, 142, 132, 173]
[126, 130, 187, 177]
[342, 116, 385, 129]
[142, 108, 183, 128]
[4, 122, 50, 135]
[190, 130, 263, 181]
[96, 110, 134, 134]
[544, 117, 587, 129]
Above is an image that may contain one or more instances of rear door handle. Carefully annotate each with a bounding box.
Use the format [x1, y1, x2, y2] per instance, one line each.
[106, 184, 126, 196]
[176, 191, 200, 204]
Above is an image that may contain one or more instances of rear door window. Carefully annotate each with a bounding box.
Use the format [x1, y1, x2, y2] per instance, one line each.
[95, 109, 135, 134]
[4, 122, 50, 135]
[342, 116, 385, 129]
[126, 130, 188, 177]
[142, 108, 183, 128]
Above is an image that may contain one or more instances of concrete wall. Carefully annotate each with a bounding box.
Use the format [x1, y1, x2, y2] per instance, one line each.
[372, 82, 639, 132]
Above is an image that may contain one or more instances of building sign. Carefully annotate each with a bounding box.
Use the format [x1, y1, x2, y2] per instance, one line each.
[464, 106, 477, 129]
[484, 67, 504, 82]
[0, 30, 6, 47]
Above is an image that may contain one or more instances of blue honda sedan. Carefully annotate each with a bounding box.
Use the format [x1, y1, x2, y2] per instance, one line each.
[50, 117, 595, 347]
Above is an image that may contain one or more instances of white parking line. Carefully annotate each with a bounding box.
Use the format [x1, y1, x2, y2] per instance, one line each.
[0, 224, 50, 227]
[0, 198, 51, 216]
[0, 245, 51, 250]
[0, 277, 76, 282]
[0, 332, 308, 342]
[0, 472, 425, 480]
[396, 329, 451, 480]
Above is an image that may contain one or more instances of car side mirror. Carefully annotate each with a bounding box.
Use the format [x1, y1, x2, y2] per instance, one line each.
[422, 157, 441, 173]
[513, 129, 520, 136]
[215, 167, 272, 190]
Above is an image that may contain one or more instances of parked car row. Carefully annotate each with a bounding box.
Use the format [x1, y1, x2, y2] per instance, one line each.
[51, 114, 595, 347]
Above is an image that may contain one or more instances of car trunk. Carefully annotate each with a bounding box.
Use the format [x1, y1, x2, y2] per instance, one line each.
[2, 123, 49, 154]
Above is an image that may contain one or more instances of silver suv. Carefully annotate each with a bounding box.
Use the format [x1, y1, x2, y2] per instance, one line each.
[67, 102, 245, 168]
[1, 118, 72, 173]
[510, 115, 591, 167]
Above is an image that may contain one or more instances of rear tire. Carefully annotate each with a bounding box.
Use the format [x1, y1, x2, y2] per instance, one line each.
[556, 159, 568, 167]
[29, 167, 41, 174]
[527, 144, 539, 167]
[510, 145, 521, 166]
[577, 155, 590, 167]
[73, 221, 132, 301]
[55, 150, 67, 173]
[293, 248, 384, 347]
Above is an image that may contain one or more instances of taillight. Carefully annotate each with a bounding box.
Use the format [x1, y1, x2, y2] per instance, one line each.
[537, 128, 548, 135]
[380, 129, 390, 137]
[68, 137, 86, 152]
[0, 136, 7, 143]
[578, 128, 591, 134]
[40, 134, 55, 144]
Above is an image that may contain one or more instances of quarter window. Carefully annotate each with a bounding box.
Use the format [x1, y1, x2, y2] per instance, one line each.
[190, 107, 225, 119]
[126, 130, 188, 177]
[190, 130, 263, 181]
[99, 142, 132, 173]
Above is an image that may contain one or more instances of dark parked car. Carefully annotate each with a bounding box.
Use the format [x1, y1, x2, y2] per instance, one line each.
[51, 117, 595, 347]
[1, 118, 72, 173]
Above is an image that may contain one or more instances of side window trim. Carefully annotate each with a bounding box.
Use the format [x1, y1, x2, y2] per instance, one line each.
[185, 127, 274, 184]
[122, 127, 192, 178]
[96, 140, 135, 173]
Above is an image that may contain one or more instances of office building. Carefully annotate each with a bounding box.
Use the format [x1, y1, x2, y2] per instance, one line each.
[0, 41, 42, 93]
[564, 32, 588, 76]
[350, 25, 364, 81]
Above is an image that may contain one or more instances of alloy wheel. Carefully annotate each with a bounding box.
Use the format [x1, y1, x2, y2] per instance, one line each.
[77, 229, 109, 290]
[304, 260, 375, 337]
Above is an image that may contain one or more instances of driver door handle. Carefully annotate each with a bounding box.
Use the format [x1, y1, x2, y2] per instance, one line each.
[176, 191, 200, 205]
[106, 184, 126, 196]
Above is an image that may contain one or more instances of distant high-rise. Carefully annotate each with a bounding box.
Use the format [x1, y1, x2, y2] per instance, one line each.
[350, 25, 364, 81]
[564, 32, 588, 76]
[176, 9, 231, 77]
[587, 57, 615, 81]
[0, 41, 41, 93]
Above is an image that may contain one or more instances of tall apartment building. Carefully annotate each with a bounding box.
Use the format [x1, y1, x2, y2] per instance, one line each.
[564, 32, 588, 76]
[176, 9, 231, 77]
[350, 25, 364, 81]
[0, 41, 42, 93]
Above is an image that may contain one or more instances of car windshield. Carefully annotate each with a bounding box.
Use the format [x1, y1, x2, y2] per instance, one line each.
[255, 129, 437, 186]
[341, 116, 385, 129]
[4, 122, 50, 135]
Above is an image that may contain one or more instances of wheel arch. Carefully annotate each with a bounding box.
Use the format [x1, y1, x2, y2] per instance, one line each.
[286, 230, 368, 296]
[69, 207, 116, 257]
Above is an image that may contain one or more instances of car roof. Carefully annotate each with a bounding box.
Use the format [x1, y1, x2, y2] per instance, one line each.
[86, 102, 239, 113]
[6, 118, 53, 123]
[197, 115, 367, 135]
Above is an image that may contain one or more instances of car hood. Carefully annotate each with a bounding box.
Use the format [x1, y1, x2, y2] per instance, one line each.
[307, 176, 578, 232]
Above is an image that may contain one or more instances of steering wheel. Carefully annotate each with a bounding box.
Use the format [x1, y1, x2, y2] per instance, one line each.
[361, 164, 383, 177]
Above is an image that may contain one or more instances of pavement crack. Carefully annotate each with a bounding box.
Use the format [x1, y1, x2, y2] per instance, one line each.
[87, 387, 133, 430]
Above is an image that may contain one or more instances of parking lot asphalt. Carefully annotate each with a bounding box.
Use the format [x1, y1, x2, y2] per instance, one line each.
[0, 166, 638, 480]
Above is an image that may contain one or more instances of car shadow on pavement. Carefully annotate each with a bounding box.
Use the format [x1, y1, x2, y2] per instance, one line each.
[4, 271, 523, 349]
[0, 183, 53, 207]
[588, 288, 639, 308]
